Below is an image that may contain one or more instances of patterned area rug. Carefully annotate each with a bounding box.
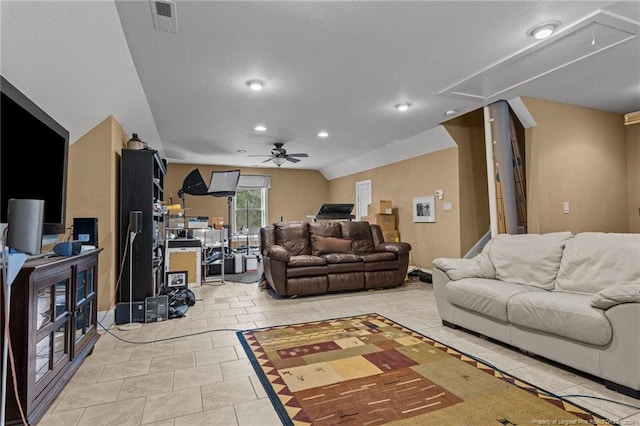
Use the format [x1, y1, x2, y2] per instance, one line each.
[237, 313, 612, 426]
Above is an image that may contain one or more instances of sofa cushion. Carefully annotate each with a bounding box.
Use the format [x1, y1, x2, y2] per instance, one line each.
[340, 221, 375, 254]
[287, 255, 327, 267]
[485, 231, 573, 290]
[555, 232, 640, 294]
[312, 236, 352, 255]
[309, 222, 342, 255]
[321, 253, 361, 263]
[274, 222, 311, 255]
[446, 278, 544, 322]
[507, 291, 612, 346]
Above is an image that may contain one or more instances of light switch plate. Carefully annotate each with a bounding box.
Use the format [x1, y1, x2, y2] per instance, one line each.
[443, 202, 453, 211]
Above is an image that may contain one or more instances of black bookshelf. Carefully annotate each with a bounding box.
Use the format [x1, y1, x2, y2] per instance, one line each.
[119, 148, 166, 302]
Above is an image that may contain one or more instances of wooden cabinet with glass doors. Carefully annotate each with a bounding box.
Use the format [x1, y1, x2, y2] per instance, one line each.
[1, 249, 101, 425]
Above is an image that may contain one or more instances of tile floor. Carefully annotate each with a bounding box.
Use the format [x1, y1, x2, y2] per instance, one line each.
[39, 279, 640, 425]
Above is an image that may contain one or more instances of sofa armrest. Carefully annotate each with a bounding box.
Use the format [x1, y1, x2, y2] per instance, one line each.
[432, 254, 495, 280]
[264, 245, 290, 263]
[375, 242, 411, 256]
[591, 284, 640, 310]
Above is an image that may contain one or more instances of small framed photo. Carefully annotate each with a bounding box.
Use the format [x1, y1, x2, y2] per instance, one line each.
[166, 270, 188, 289]
[413, 196, 436, 223]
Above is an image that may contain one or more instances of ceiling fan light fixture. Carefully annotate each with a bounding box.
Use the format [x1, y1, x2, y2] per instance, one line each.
[254, 125, 267, 131]
[318, 131, 329, 138]
[246, 79, 266, 91]
[395, 102, 411, 112]
[527, 21, 560, 40]
[272, 157, 286, 166]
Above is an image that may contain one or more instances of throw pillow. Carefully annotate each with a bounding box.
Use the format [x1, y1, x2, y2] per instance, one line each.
[313, 236, 352, 255]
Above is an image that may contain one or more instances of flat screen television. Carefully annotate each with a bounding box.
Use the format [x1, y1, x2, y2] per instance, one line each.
[1, 75, 69, 236]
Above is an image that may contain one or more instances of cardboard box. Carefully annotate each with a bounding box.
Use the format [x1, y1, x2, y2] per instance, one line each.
[362, 213, 396, 231]
[209, 216, 225, 229]
[382, 229, 400, 243]
[368, 200, 392, 215]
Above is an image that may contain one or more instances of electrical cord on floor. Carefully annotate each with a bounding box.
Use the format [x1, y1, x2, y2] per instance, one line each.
[453, 346, 640, 412]
[96, 320, 241, 345]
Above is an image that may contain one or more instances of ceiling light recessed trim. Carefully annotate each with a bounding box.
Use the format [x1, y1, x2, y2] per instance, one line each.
[254, 125, 267, 132]
[245, 79, 266, 91]
[527, 20, 560, 40]
[445, 109, 458, 116]
[318, 131, 329, 138]
[395, 102, 412, 112]
[236, 149, 247, 153]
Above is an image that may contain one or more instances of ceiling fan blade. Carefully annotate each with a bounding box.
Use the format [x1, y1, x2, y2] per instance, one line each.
[248, 154, 273, 157]
[262, 158, 274, 163]
[286, 157, 300, 163]
[287, 153, 309, 158]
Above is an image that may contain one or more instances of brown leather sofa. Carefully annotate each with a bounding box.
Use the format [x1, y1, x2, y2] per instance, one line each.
[259, 221, 412, 297]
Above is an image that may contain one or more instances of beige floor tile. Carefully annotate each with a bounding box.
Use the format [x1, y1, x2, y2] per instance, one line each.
[97, 358, 152, 382]
[149, 352, 195, 373]
[69, 362, 105, 385]
[130, 342, 175, 360]
[219, 358, 255, 381]
[211, 333, 242, 348]
[173, 336, 213, 354]
[77, 396, 145, 425]
[173, 363, 223, 390]
[174, 405, 237, 425]
[195, 346, 239, 366]
[37, 407, 84, 426]
[118, 371, 174, 400]
[143, 420, 175, 426]
[141, 386, 203, 424]
[54, 379, 123, 412]
[201, 377, 257, 411]
[234, 399, 282, 426]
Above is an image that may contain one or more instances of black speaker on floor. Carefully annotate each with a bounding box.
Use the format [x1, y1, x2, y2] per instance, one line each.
[73, 217, 98, 247]
[7, 198, 45, 255]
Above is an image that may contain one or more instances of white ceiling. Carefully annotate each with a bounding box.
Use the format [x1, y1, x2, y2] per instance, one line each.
[2, 1, 639, 179]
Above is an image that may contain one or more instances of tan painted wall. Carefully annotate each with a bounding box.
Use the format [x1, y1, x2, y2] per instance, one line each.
[627, 123, 640, 232]
[164, 164, 329, 224]
[523, 98, 628, 233]
[444, 112, 490, 256]
[328, 148, 461, 269]
[66, 116, 127, 311]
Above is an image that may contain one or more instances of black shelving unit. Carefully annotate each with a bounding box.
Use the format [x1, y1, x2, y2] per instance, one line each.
[119, 148, 166, 302]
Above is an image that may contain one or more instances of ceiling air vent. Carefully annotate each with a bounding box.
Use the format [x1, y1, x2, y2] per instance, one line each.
[150, 0, 177, 33]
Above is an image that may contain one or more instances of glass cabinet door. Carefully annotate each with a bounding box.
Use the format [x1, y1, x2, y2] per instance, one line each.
[34, 276, 71, 392]
[73, 258, 97, 355]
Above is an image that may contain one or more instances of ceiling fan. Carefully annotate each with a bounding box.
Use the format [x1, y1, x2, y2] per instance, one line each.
[249, 142, 309, 167]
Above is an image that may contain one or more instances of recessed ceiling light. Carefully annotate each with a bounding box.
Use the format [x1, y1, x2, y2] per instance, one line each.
[236, 149, 247, 153]
[395, 102, 411, 112]
[318, 131, 329, 138]
[445, 109, 458, 116]
[254, 125, 267, 132]
[527, 21, 560, 40]
[245, 79, 266, 91]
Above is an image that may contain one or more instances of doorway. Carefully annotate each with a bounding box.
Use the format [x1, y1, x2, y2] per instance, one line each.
[355, 179, 372, 220]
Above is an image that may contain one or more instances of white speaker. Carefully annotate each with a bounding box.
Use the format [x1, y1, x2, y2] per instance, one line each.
[7, 198, 45, 255]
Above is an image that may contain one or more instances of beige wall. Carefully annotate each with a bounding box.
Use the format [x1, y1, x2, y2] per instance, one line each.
[67, 115, 127, 311]
[164, 164, 329, 224]
[328, 148, 461, 269]
[627, 123, 640, 232]
[444, 110, 490, 256]
[523, 98, 628, 233]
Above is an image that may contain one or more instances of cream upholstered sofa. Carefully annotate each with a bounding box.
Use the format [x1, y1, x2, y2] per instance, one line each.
[432, 232, 640, 398]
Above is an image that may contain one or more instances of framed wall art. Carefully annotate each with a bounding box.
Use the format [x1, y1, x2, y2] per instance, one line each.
[413, 196, 435, 223]
[166, 270, 188, 289]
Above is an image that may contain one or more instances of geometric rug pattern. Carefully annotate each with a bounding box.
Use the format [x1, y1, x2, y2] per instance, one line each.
[237, 313, 612, 426]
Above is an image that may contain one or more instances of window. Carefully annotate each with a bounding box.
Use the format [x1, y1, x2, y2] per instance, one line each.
[232, 175, 270, 234]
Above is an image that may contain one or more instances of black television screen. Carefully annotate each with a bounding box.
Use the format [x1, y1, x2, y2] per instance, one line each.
[1, 75, 69, 236]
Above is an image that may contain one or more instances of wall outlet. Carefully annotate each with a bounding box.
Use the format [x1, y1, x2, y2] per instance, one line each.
[563, 201, 570, 214]
[435, 189, 443, 200]
[443, 202, 453, 211]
